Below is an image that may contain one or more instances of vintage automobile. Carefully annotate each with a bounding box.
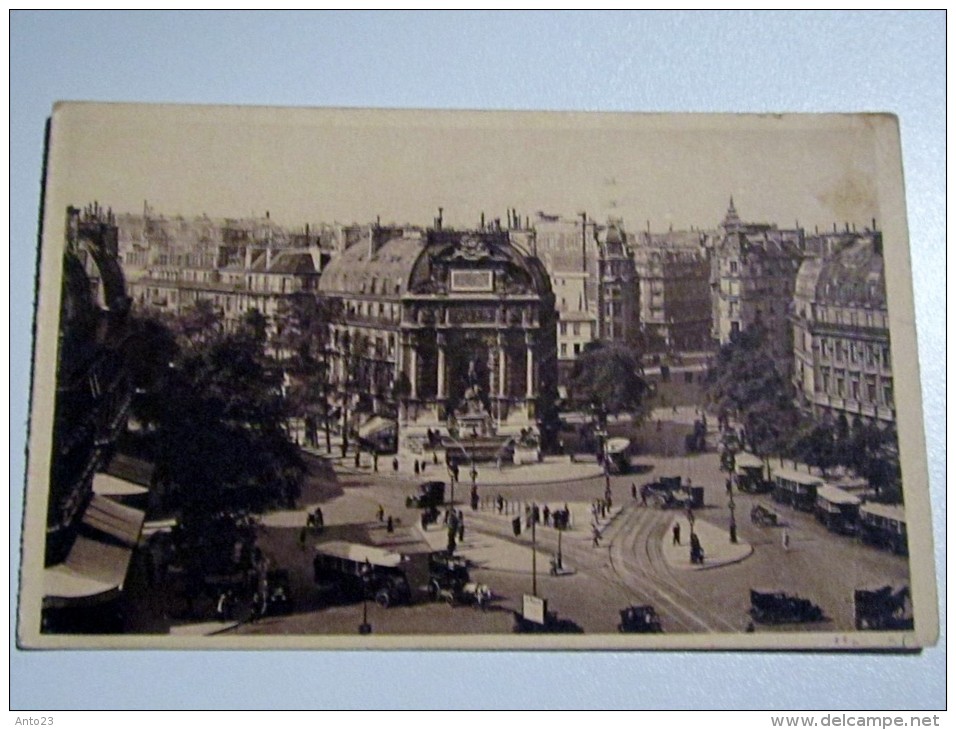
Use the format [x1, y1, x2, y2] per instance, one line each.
[854, 585, 913, 631]
[750, 504, 779, 527]
[406, 480, 446, 509]
[749, 589, 823, 624]
[618, 605, 663, 633]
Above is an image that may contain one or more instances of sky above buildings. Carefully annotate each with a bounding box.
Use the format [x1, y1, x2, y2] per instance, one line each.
[47, 103, 890, 234]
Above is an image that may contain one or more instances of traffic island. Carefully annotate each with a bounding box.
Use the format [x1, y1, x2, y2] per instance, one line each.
[661, 516, 753, 571]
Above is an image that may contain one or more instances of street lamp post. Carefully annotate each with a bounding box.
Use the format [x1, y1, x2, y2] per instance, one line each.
[359, 561, 372, 634]
[721, 434, 740, 544]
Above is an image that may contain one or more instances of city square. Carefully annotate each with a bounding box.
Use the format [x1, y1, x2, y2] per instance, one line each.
[19, 105, 928, 649]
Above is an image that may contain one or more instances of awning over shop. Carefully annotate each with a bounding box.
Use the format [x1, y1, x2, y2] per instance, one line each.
[43, 496, 146, 609]
[93, 472, 149, 498]
[82, 494, 145, 547]
[43, 535, 135, 608]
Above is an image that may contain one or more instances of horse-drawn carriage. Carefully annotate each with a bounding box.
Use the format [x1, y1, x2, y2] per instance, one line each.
[749, 589, 823, 624]
[854, 585, 912, 631]
[426, 552, 492, 609]
[750, 504, 779, 527]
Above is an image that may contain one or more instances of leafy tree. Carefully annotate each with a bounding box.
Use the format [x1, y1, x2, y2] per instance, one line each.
[122, 312, 179, 432]
[271, 294, 341, 451]
[706, 325, 799, 460]
[844, 421, 902, 501]
[169, 299, 222, 349]
[789, 418, 840, 477]
[568, 341, 649, 428]
[153, 330, 305, 520]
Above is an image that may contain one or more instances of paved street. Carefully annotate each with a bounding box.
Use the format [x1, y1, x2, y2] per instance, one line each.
[209, 408, 911, 639]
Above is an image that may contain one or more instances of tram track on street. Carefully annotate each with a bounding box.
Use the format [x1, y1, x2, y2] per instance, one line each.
[604, 506, 742, 634]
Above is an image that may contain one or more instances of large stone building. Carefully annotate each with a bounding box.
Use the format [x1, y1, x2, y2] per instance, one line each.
[597, 219, 640, 346]
[120, 208, 328, 336]
[532, 213, 640, 381]
[43, 205, 143, 632]
[317, 225, 558, 456]
[632, 228, 712, 353]
[709, 198, 804, 376]
[532, 213, 600, 380]
[791, 230, 894, 426]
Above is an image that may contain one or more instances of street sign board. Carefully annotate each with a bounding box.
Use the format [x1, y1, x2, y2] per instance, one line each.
[522, 594, 547, 625]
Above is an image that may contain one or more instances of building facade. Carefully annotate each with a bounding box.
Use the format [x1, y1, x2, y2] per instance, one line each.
[791, 231, 894, 426]
[709, 199, 804, 376]
[632, 228, 712, 353]
[43, 205, 144, 632]
[317, 225, 558, 455]
[532, 213, 600, 382]
[597, 219, 640, 346]
[120, 208, 328, 336]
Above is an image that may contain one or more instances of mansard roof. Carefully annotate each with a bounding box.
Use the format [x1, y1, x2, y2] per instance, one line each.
[318, 232, 427, 297]
[795, 237, 885, 309]
[317, 227, 553, 301]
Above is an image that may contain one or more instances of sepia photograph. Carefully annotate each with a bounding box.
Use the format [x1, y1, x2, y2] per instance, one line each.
[18, 102, 937, 650]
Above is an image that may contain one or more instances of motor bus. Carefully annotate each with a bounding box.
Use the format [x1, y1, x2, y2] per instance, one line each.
[771, 468, 823, 512]
[857, 503, 908, 556]
[734, 452, 771, 493]
[313, 541, 417, 608]
[814, 484, 861, 535]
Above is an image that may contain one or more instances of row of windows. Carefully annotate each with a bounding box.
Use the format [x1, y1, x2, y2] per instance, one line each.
[344, 298, 401, 322]
[817, 367, 893, 407]
[818, 337, 890, 368]
[558, 321, 591, 336]
[559, 342, 583, 358]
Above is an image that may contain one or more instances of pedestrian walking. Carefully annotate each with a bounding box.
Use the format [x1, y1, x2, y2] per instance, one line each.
[458, 517, 465, 542]
[631, 483, 637, 500]
[377, 504, 385, 522]
[373, 452, 379, 472]
[672, 522, 681, 545]
[414, 460, 420, 475]
[354, 450, 361, 468]
[387, 515, 394, 533]
[782, 529, 790, 552]
[392, 457, 399, 472]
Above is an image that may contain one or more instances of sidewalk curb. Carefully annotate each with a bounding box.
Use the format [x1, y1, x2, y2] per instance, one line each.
[311, 454, 605, 488]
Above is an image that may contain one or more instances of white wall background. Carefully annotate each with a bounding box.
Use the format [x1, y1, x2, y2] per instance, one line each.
[10, 10, 945, 710]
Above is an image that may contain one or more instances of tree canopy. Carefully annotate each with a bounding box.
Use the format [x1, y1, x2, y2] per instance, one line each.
[568, 341, 649, 426]
[130, 305, 305, 522]
[706, 325, 799, 458]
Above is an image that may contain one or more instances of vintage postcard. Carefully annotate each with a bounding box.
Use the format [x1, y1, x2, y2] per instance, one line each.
[19, 103, 937, 649]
